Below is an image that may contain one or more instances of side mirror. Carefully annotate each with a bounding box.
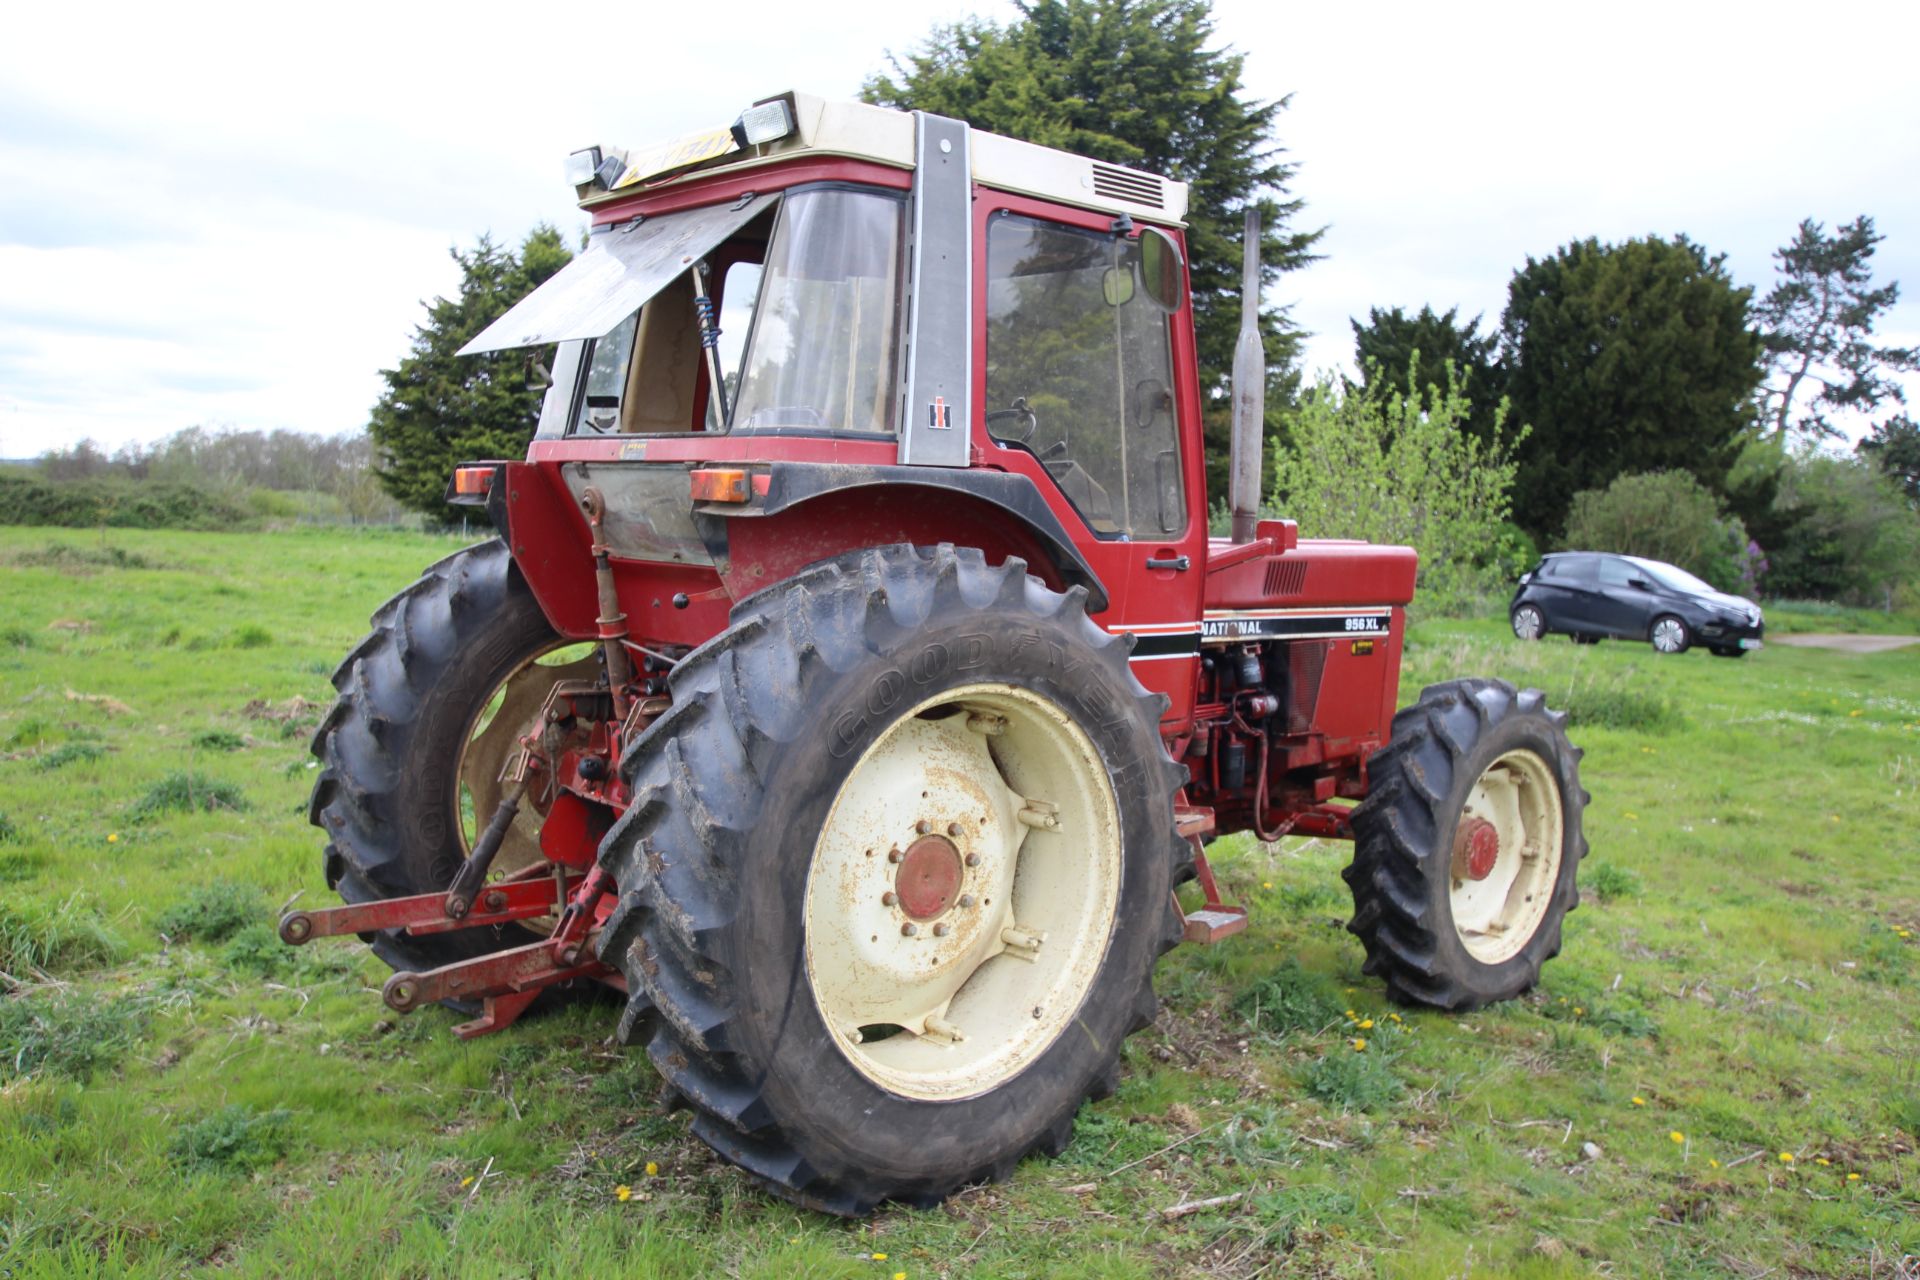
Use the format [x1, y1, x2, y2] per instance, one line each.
[1100, 266, 1136, 307]
[1628, 577, 1651, 591]
[1138, 228, 1186, 313]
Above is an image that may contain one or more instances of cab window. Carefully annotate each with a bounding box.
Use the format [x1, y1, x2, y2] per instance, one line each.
[984, 212, 1185, 538]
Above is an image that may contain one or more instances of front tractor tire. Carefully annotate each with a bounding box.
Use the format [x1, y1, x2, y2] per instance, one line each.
[1345, 679, 1588, 1010]
[309, 539, 592, 981]
[598, 544, 1189, 1215]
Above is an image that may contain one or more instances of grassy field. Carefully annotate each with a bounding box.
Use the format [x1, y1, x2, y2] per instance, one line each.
[1, 526, 1915, 1279]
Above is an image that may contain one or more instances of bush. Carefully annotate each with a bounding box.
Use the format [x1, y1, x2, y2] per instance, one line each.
[1562, 470, 1750, 591]
[1267, 357, 1526, 616]
[0, 897, 126, 975]
[1234, 961, 1346, 1036]
[0, 989, 148, 1081]
[0, 472, 253, 531]
[157, 880, 261, 943]
[190, 730, 246, 752]
[1762, 454, 1920, 606]
[1584, 861, 1644, 901]
[129, 771, 247, 821]
[36, 742, 108, 771]
[1304, 1040, 1404, 1111]
[169, 1104, 292, 1171]
[1555, 678, 1684, 733]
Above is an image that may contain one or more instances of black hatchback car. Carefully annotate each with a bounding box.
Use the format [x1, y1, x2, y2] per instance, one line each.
[1509, 552, 1764, 656]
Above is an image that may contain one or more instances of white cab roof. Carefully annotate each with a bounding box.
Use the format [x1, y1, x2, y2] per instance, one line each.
[584, 91, 1189, 226]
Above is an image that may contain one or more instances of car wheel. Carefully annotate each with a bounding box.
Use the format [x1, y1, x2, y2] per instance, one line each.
[1650, 615, 1691, 654]
[1510, 604, 1545, 641]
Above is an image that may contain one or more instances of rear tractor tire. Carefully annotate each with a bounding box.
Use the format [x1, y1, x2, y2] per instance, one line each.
[308, 539, 597, 984]
[597, 544, 1190, 1215]
[1345, 679, 1588, 1010]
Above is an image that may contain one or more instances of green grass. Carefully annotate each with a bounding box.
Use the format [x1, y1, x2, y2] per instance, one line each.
[0, 526, 1915, 1278]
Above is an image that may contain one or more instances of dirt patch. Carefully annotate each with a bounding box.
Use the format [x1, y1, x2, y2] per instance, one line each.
[1771, 633, 1919, 653]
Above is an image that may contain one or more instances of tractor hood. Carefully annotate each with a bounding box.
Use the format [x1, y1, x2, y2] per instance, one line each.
[458, 196, 768, 355]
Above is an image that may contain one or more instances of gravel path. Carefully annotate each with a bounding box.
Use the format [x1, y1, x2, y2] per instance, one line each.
[1770, 633, 1920, 653]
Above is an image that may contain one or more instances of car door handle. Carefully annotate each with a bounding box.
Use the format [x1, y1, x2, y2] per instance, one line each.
[1146, 555, 1190, 571]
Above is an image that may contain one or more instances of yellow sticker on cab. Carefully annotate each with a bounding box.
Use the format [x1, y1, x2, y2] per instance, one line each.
[611, 127, 739, 190]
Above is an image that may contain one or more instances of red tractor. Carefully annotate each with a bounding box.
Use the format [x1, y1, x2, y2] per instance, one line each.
[285, 92, 1586, 1214]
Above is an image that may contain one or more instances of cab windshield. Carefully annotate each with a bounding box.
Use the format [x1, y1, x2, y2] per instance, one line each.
[554, 185, 905, 438]
[732, 187, 905, 435]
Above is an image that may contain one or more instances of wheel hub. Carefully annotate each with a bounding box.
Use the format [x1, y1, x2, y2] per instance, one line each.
[896, 835, 964, 919]
[1455, 816, 1500, 881]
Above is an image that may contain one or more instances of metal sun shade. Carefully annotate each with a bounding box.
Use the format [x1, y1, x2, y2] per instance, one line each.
[457, 197, 767, 356]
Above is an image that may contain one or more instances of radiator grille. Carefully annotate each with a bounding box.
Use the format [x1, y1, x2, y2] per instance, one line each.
[1285, 641, 1332, 735]
[1263, 559, 1309, 599]
[1091, 162, 1165, 209]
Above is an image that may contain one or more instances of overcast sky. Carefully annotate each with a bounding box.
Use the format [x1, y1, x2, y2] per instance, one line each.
[3, 0, 1916, 457]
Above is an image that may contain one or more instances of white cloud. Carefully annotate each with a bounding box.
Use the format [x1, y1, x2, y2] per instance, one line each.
[2, 0, 1916, 455]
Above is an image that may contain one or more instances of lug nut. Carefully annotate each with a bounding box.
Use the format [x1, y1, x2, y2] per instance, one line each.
[965, 852, 981, 868]
[933, 923, 950, 937]
[901, 923, 918, 937]
[1032, 1006, 1044, 1019]
[947, 822, 963, 838]
[882, 891, 898, 907]
[888, 848, 903, 863]
[482, 889, 508, 912]
[957, 894, 975, 909]
[916, 820, 931, 835]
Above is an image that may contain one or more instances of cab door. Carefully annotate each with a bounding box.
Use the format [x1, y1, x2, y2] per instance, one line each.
[972, 198, 1209, 725]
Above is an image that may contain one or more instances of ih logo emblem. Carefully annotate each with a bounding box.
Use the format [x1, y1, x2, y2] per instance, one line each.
[928, 397, 952, 429]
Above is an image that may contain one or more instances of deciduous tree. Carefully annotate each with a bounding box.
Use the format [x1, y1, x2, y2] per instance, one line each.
[1266, 359, 1523, 615]
[864, 0, 1321, 499]
[368, 226, 571, 522]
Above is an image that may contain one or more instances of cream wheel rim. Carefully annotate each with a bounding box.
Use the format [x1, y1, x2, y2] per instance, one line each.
[453, 640, 600, 903]
[803, 683, 1123, 1101]
[1448, 748, 1564, 964]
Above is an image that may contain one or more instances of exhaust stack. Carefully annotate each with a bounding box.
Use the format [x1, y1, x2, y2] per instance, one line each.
[1229, 207, 1264, 543]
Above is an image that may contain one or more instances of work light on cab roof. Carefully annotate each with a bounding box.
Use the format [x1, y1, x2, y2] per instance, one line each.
[288, 86, 1589, 1217]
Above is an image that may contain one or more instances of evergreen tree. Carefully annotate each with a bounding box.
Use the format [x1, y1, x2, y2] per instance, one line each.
[1498, 235, 1763, 538]
[863, 0, 1321, 500]
[1350, 305, 1503, 440]
[368, 225, 572, 522]
[1859, 414, 1920, 505]
[1755, 215, 1918, 442]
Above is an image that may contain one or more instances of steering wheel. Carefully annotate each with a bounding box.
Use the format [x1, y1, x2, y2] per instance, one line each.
[984, 396, 1038, 444]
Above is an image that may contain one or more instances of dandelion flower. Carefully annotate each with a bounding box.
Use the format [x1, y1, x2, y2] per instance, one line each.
[1815, 1157, 1829, 1166]
[1350, 1037, 1367, 1052]
[1897, 928, 1912, 939]
[1345, 1009, 1357, 1019]
[460, 1175, 475, 1188]
[1848, 709, 1863, 717]
[615, 1184, 633, 1201]
[1631, 1096, 1646, 1107]
[872, 1253, 888, 1261]
[1358, 1018, 1374, 1030]
[895, 1273, 907, 1280]
[1708, 1158, 1720, 1168]
[1262, 881, 1273, 889]
[1387, 1013, 1402, 1023]
[645, 1161, 659, 1177]
[107, 833, 119, 843]
[1573, 1006, 1585, 1016]
[1847, 1172, 1861, 1182]
[1669, 1131, 1685, 1144]
[1778, 1152, 1794, 1164]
